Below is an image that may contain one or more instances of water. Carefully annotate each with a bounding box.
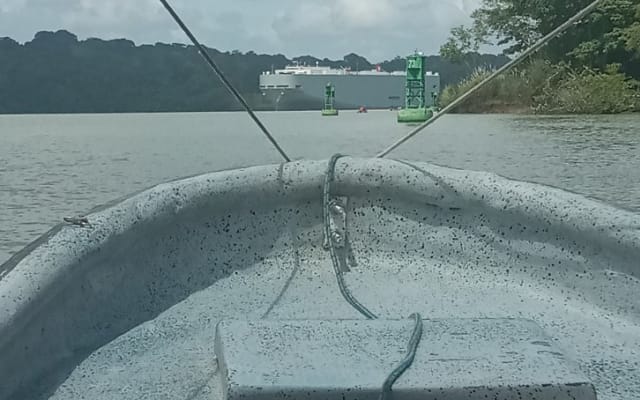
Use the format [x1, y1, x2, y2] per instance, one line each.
[1, 111, 639, 264]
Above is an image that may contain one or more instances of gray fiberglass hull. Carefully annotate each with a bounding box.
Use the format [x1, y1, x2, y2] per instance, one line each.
[0, 158, 638, 400]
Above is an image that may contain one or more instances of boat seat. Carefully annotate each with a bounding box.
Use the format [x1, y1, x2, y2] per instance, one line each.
[214, 318, 597, 400]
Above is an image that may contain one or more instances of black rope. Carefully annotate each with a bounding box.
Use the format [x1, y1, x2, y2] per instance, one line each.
[323, 154, 377, 319]
[380, 313, 423, 400]
[323, 155, 423, 397]
[158, 0, 291, 162]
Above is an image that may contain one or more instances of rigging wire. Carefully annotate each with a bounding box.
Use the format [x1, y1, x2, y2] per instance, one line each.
[157, 0, 291, 162]
[375, 0, 603, 158]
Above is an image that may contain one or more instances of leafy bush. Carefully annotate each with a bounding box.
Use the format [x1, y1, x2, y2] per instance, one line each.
[439, 60, 640, 114]
[534, 65, 640, 114]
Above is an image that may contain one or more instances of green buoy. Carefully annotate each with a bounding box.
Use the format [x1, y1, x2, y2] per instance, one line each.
[321, 83, 339, 116]
[398, 52, 433, 123]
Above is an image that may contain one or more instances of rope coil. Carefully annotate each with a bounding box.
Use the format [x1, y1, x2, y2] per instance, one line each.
[323, 154, 377, 320]
[323, 155, 423, 397]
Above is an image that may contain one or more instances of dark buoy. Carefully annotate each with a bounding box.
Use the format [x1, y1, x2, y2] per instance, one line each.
[321, 83, 338, 116]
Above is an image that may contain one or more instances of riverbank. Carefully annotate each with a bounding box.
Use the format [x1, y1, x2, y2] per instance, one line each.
[440, 61, 640, 114]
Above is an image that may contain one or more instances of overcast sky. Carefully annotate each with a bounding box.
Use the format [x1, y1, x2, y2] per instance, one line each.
[1, 0, 485, 61]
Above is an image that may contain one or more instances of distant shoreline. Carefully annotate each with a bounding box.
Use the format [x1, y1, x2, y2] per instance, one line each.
[3, 109, 639, 117]
[0, 108, 392, 116]
[0, 30, 509, 115]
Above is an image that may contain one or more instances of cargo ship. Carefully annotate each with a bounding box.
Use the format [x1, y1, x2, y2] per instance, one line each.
[258, 62, 440, 111]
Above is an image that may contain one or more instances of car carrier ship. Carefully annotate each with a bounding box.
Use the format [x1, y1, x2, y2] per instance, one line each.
[258, 61, 440, 110]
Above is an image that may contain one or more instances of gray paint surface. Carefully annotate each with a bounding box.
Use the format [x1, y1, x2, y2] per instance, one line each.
[216, 318, 596, 400]
[258, 73, 440, 109]
[0, 157, 638, 400]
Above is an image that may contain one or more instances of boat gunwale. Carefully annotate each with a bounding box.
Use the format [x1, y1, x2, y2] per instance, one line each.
[0, 157, 638, 399]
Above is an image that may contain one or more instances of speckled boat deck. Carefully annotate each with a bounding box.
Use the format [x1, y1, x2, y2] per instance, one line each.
[0, 158, 638, 400]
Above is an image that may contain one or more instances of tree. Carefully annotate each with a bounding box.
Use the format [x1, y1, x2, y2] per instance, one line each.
[439, 26, 481, 63]
[565, 0, 639, 69]
[0, 30, 506, 113]
[441, 0, 640, 76]
[343, 53, 372, 71]
[622, 2, 640, 55]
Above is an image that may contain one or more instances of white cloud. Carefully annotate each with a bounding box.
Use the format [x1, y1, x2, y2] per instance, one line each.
[58, 0, 167, 40]
[0, 0, 27, 14]
[0, 0, 487, 59]
[270, 0, 481, 59]
[63, 0, 163, 26]
[272, 3, 333, 33]
[331, 0, 396, 28]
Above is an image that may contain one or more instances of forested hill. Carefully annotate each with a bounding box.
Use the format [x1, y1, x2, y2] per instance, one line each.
[0, 30, 508, 114]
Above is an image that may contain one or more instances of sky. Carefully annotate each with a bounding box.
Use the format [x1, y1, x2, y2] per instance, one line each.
[0, 0, 485, 61]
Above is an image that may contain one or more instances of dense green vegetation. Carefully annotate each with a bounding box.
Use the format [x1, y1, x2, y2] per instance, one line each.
[6, 0, 637, 115]
[0, 30, 508, 114]
[439, 0, 640, 114]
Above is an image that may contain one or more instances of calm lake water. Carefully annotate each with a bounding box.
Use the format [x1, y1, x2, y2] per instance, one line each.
[1, 111, 639, 263]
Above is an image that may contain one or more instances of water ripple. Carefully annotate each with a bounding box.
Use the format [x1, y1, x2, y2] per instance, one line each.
[0, 112, 639, 263]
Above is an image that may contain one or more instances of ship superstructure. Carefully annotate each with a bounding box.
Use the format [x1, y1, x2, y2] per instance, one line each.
[258, 62, 440, 110]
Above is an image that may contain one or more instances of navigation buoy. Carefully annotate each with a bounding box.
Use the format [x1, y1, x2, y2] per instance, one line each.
[321, 83, 339, 116]
[397, 51, 434, 123]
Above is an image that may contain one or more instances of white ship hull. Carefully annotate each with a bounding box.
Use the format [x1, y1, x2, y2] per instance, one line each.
[258, 65, 440, 110]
